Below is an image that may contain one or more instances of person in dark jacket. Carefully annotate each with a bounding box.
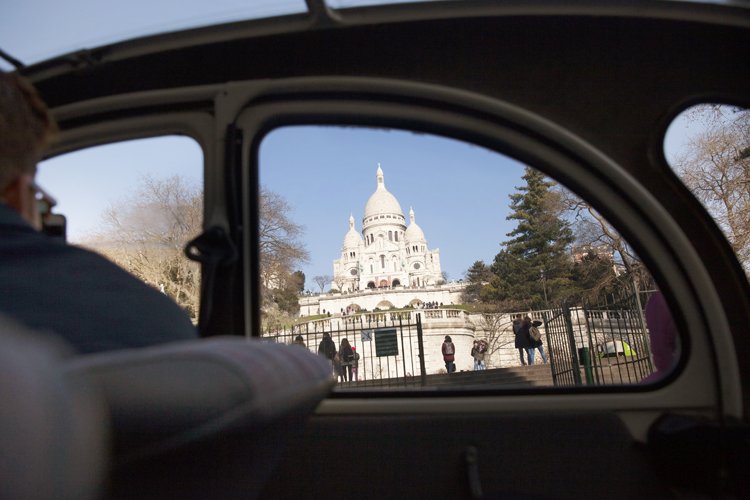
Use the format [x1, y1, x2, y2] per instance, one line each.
[339, 338, 354, 382]
[0, 73, 197, 354]
[317, 332, 337, 376]
[513, 318, 532, 365]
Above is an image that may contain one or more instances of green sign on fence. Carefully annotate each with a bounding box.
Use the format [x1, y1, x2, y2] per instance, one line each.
[374, 328, 398, 357]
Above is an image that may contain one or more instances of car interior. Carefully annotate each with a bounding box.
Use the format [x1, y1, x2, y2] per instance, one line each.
[2, 1, 750, 498]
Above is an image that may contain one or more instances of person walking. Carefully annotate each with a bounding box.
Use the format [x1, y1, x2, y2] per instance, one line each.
[529, 320, 548, 364]
[317, 332, 337, 377]
[442, 335, 456, 373]
[513, 318, 532, 365]
[471, 340, 487, 370]
[351, 346, 359, 381]
[339, 338, 354, 382]
[521, 316, 537, 364]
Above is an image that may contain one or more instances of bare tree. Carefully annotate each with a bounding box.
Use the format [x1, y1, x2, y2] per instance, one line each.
[87, 175, 202, 319]
[313, 275, 331, 293]
[557, 188, 652, 300]
[674, 105, 750, 273]
[332, 274, 347, 292]
[86, 178, 310, 326]
[559, 189, 639, 274]
[259, 187, 310, 293]
[477, 312, 513, 367]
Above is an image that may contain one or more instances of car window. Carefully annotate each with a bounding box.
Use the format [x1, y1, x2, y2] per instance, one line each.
[259, 125, 674, 391]
[664, 104, 749, 278]
[36, 135, 203, 323]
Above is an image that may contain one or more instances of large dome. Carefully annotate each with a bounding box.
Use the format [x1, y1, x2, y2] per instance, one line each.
[363, 165, 404, 220]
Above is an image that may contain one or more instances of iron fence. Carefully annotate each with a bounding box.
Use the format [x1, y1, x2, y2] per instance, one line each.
[263, 312, 425, 388]
[544, 287, 656, 387]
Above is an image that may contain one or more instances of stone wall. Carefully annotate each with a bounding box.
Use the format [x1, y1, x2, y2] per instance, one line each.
[298, 282, 467, 317]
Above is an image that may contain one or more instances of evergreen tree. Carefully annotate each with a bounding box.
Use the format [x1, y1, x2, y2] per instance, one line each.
[489, 167, 574, 308]
[462, 260, 493, 303]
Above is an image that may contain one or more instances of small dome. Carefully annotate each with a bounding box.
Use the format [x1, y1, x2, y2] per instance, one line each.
[363, 165, 404, 220]
[405, 207, 426, 243]
[343, 214, 362, 248]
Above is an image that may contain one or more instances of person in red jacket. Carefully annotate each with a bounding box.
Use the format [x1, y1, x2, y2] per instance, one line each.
[442, 335, 456, 373]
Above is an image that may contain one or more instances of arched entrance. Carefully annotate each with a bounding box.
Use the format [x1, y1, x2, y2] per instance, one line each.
[379, 279, 389, 288]
[376, 300, 395, 310]
[392, 279, 401, 287]
[367, 281, 376, 289]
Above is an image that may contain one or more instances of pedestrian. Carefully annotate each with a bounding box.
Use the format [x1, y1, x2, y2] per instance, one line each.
[513, 318, 532, 365]
[530, 320, 548, 364]
[317, 332, 337, 377]
[293, 334, 306, 348]
[339, 338, 354, 382]
[351, 345, 360, 381]
[442, 335, 456, 373]
[521, 316, 537, 364]
[471, 340, 486, 370]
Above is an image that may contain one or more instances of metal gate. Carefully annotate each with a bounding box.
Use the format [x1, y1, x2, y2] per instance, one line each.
[545, 288, 655, 387]
[263, 311, 426, 388]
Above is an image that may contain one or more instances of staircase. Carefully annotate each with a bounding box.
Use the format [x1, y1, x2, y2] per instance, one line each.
[424, 364, 553, 388]
[340, 363, 554, 389]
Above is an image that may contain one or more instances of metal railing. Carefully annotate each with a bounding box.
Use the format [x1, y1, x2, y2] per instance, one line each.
[263, 313, 425, 388]
[545, 288, 655, 387]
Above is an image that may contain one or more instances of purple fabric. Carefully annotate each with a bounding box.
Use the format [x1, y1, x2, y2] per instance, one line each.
[642, 292, 677, 383]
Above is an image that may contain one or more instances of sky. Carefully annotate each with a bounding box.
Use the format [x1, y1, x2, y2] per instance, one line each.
[8, 0, 704, 289]
[259, 126, 526, 283]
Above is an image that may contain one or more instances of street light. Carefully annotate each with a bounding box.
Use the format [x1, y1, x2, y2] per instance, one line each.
[540, 268, 549, 307]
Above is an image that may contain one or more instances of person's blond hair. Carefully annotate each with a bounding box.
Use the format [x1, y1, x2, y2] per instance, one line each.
[0, 73, 58, 191]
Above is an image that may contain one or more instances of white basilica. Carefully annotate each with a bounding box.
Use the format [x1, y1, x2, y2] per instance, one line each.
[333, 165, 443, 291]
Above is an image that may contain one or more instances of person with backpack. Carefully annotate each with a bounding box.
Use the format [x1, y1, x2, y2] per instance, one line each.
[529, 319, 548, 364]
[339, 338, 355, 382]
[442, 335, 456, 373]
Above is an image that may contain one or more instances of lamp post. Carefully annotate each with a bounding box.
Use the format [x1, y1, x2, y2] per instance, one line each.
[540, 268, 549, 308]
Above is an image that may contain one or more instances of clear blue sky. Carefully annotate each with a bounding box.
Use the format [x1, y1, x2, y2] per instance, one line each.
[260, 126, 526, 283]
[8, 0, 699, 289]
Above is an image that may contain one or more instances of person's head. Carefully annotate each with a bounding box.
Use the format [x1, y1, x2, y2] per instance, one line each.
[295, 335, 304, 343]
[341, 338, 351, 349]
[0, 73, 58, 227]
[523, 315, 532, 325]
[444, 335, 452, 342]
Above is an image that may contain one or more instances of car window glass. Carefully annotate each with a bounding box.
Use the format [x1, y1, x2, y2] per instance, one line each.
[259, 125, 677, 391]
[664, 104, 749, 278]
[36, 136, 203, 323]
